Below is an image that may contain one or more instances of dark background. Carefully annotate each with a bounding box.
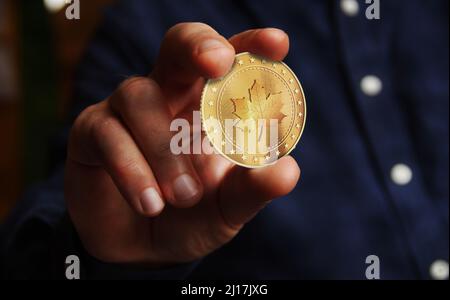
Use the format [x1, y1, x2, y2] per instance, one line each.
[0, 0, 115, 220]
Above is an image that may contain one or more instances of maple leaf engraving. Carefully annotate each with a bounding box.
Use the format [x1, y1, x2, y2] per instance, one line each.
[231, 80, 286, 124]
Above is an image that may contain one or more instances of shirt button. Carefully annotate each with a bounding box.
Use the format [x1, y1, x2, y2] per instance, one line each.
[430, 260, 449, 280]
[341, 0, 360, 17]
[361, 75, 383, 97]
[390, 164, 413, 186]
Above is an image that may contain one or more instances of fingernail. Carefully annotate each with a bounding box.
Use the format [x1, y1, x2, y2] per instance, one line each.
[173, 174, 200, 204]
[199, 39, 225, 53]
[140, 188, 165, 216]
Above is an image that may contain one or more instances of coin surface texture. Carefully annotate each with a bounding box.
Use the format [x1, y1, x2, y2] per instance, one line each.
[201, 52, 306, 168]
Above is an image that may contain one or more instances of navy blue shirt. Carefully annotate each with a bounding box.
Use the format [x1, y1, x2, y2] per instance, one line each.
[1, 0, 448, 279]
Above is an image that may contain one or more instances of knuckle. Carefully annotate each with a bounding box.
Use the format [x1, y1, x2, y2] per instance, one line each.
[168, 22, 214, 37]
[165, 23, 218, 51]
[67, 103, 105, 161]
[90, 115, 119, 141]
[166, 22, 188, 36]
[73, 104, 96, 128]
[70, 104, 99, 142]
[113, 77, 159, 109]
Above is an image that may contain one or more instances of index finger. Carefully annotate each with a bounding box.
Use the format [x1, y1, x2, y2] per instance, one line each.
[229, 28, 290, 61]
[152, 22, 236, 90]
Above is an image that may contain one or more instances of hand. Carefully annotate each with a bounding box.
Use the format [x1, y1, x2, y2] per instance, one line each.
[65, 23, 300, 266]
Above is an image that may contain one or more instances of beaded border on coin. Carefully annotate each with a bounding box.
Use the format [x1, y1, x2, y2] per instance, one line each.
[200, 52, 307, 168]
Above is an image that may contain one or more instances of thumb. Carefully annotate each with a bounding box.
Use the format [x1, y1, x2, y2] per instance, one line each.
[219, 156, 300, 228]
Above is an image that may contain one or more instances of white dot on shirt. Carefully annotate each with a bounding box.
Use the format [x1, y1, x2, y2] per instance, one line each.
[361, 75, 383, 97]
[341, 0, 360, 17]
[390, 164, 413, 186]
[430, 260, 449, 280]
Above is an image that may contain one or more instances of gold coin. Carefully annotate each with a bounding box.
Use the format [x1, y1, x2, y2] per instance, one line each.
[201, 52, 306, 168]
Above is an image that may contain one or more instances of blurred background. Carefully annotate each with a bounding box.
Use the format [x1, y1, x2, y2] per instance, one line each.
[0, 0, 115, 220]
